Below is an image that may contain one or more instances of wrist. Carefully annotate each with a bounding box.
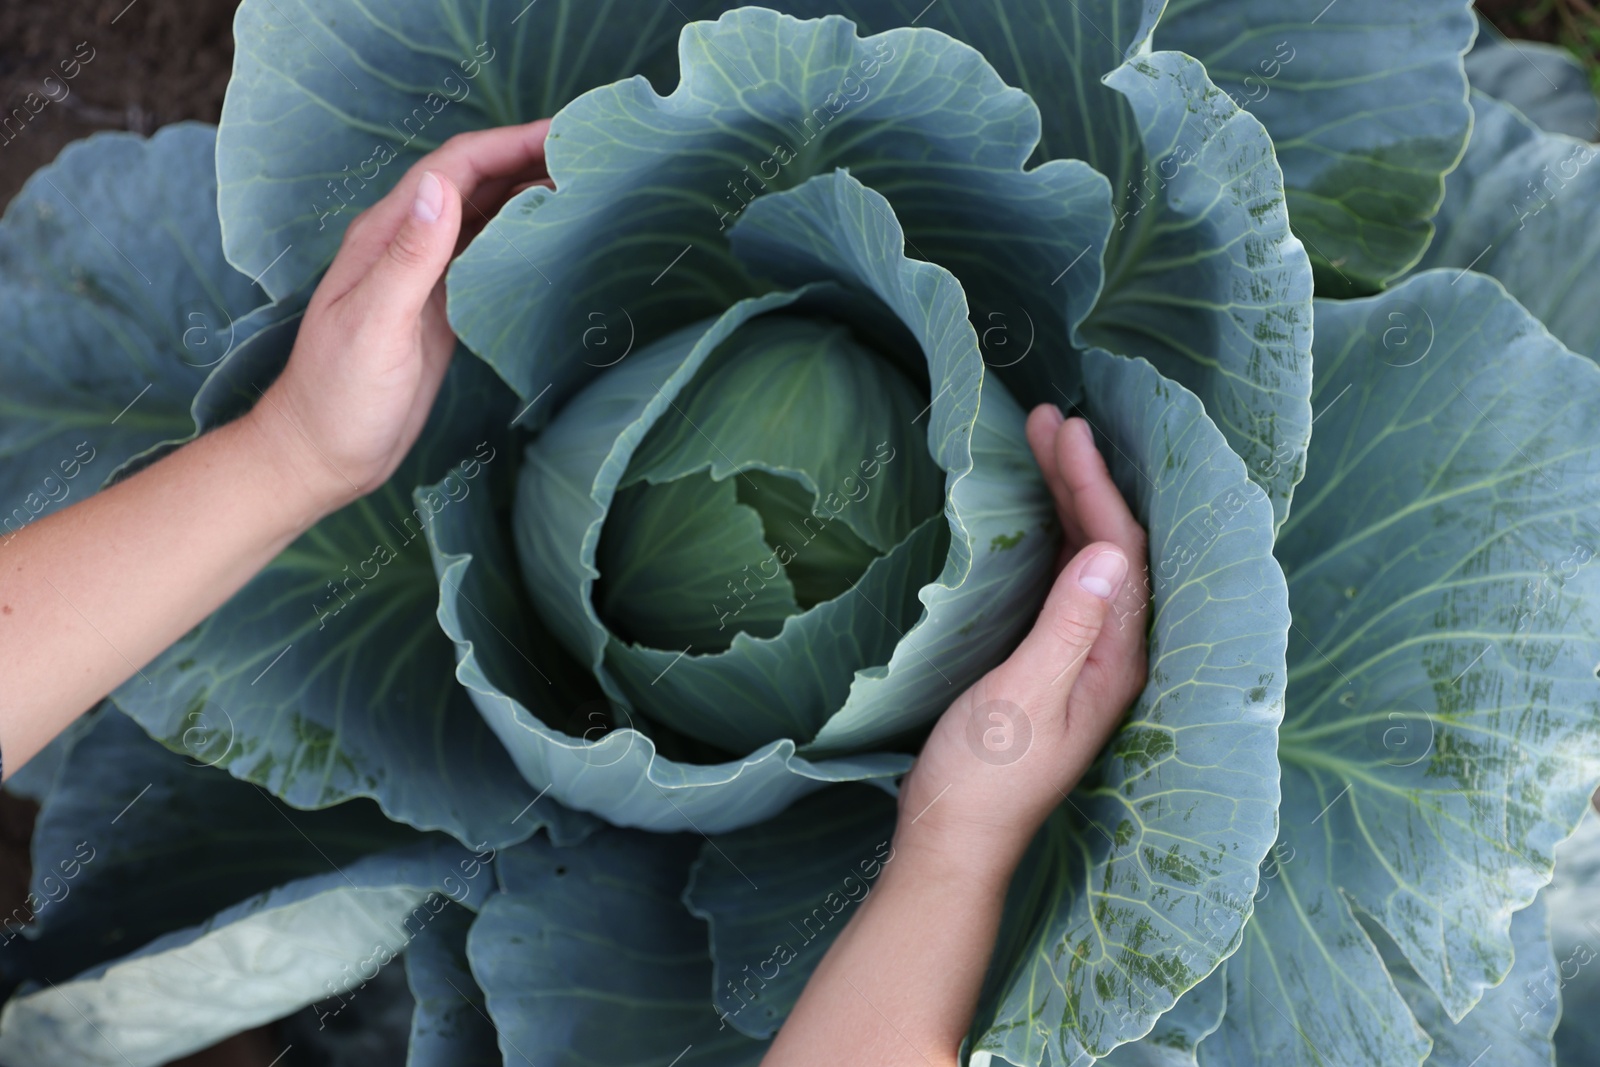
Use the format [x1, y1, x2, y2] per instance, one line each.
[890, 769, 1053, 893]
[235, 395, 354, 528]
[885, 812, 1030, 901]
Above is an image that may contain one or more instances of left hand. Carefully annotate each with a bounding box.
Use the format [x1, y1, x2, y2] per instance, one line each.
[894, 403, 1152, 879]
[247, 121, 553, 519]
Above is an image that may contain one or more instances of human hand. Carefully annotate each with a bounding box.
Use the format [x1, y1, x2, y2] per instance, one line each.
[245, 121, 553, 518]
[893, 403, 1152, 881]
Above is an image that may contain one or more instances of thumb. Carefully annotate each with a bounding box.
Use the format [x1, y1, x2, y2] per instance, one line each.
[356, 170, 462, 321]
[992, 541, 1128, 706]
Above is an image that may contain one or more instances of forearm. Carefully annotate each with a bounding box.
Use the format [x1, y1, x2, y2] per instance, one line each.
[761, 824, 1019, 1066]
[0, 409, 333, 773]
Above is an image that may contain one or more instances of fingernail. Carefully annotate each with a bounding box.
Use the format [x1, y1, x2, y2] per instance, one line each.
[412, 171, 444, 223]
[1046, 404, 1065, 427]
[1078, 548, 1128, 600]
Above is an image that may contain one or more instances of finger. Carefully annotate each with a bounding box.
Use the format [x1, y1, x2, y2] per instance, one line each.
[349, 170, 463, 324]
[1056, 415, 1145, 598]
[323, 121, 552, 292]
[378, 121, 550, 234]
[1054, 417, 1143, 553]
[420, 120, 551, 192]
[1025, 403, 1064, 480]
[990, 540, 1129, 710]
[1053, 416, 1151, 703]
[1025, 403, 1085, 547]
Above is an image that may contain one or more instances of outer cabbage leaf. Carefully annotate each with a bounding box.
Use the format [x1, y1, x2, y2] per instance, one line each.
[1096, 967, 1227, 1067]
[217, 0, 692, 298]
[469, 828, 767, 1066]
[11, 711, 420, 988]
[0, 123, 265, 539]
[1547, 807, 1600, 1064]
[1464, 20, 1599, 141]
[0, 714, 489, 1067]
[1156, 0, 1475, 292]
[1085, 51, 1312, 529]
[404, 902, 500, 1067]
[969, 349, 1288, 1066]
[0, 843, 474, 1067]
[1368, 899, 1558, 1067]
[683, 783, 899, 1037]
[1414, 92, 1600, 363]
[685, 0, 1162, 171]
[1201, 843, 1430, 1065]
[1200, 272, 1600, 1066]
[111, 351, 592, 850]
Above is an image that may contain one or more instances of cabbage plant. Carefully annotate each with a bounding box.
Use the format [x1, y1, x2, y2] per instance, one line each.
[3, 2, 1600, 1066]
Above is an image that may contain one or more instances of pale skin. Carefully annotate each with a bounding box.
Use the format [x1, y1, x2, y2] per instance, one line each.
[0, 122, 1151, 1062]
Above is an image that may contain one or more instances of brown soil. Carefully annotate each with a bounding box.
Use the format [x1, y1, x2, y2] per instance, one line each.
[0, 0, 241, 210]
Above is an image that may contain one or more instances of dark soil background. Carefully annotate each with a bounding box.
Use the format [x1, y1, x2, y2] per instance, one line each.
[0, 0, 1591, 1064]
[0, 0, 240, 207]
